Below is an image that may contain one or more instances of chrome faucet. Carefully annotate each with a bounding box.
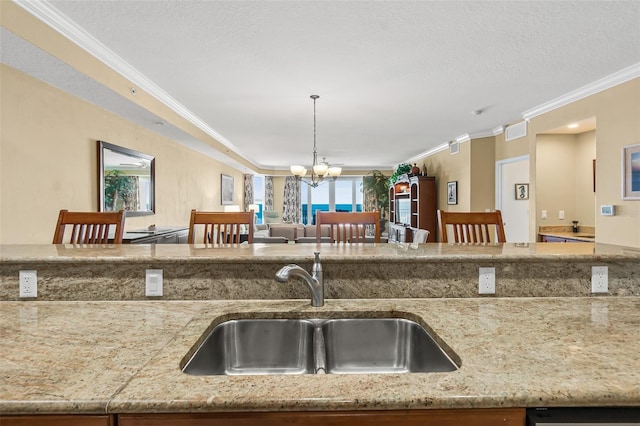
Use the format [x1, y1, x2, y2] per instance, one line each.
[275, 251, 324, 307]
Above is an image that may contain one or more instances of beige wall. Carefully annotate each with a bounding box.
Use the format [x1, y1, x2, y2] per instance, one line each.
[470, 137, 496, 212]
[418, 142, 471, 212]
[0, 64, 244, 244]
[415, 137, 496, 214]
[536, 134, 586, 226]
[529, 78, 640, 246]
[575, 131, 597, 227]
[411, 77, 639, 248]
[495, 130, 529, 162]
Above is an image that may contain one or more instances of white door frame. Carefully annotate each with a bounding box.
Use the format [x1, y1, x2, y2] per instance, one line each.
[495, 154, 529, 211]
[495, 154, 531, 243]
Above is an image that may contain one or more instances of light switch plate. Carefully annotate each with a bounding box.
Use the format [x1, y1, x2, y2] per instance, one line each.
[145, 269, 163, 297]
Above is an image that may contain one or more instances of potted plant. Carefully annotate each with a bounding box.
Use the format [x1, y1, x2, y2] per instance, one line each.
[363, 170, 390, 234]
[104, 170, 137, 211]
[389, 163, 412, 185]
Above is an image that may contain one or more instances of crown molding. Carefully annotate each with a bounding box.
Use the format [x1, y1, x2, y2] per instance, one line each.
[13, 0, 237, 152]
[522, 63, 640, 121]
[406, 142, 449, 163]
[455, 133, 470, 143]
[469, 130, 497, 140]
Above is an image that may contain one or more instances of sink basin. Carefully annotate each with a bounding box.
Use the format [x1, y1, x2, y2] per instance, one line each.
[322, 318, 457, 374]
[182, 317, 457, 376]
[182, 319, 316, 375]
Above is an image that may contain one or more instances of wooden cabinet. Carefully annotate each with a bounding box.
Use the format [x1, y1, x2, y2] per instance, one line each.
[118, 408, 525, 426]
[0, 415, 114, 426]
[389, 174, 437, 243]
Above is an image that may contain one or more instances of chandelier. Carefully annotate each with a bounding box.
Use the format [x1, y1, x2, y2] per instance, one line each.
[290, 95, 342, 187]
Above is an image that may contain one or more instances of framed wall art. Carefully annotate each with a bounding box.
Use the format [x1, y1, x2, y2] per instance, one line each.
[447, 181, 458, 205]
[221, 174, 234, 205]
[622, 144, 640, 200]
[515, 183, 529, 200]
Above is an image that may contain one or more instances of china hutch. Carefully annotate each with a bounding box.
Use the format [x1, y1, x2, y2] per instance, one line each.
[388, 174, 437, 243]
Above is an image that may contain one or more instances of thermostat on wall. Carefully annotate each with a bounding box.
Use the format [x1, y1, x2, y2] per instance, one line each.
[600, 205, 615, 216]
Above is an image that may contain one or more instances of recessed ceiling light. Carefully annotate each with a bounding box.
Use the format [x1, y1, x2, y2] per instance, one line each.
[568, 123, 579, 129]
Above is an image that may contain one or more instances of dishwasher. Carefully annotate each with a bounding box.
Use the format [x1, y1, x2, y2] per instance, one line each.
[527, 407, 640, 425]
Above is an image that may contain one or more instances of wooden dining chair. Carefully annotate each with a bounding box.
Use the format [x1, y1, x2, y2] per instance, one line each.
[437, 210, 506, 243]
[52, 209, 126, 244]
[188, 209, 254, 244]
[315, 211, 381, 243]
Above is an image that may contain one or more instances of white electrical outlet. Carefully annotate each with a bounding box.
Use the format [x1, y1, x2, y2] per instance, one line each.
[541, 210, 547, 219]
[591, 266, 608, 293]
[559, 210, 565, 220]
[479, 267, 496, 294]
[145, 269, 163, 297]
[19, 270, 38, 298]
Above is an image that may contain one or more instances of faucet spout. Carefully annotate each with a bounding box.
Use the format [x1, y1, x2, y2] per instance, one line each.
[275, 251, 324, 307]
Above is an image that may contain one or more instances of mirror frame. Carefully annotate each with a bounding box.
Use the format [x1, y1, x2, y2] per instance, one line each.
[98, 140, 155, 217]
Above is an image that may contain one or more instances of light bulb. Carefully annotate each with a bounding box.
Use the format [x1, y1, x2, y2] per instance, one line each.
[328, 166, 342, 177]
[313, 163, 329, 176]
[290, 165, 307, 177]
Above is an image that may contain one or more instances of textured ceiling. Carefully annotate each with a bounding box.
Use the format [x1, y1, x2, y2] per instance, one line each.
[6, 1, 640, 172]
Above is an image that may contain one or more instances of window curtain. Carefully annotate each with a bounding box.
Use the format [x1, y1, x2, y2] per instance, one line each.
[363, 177, 376, 213]
[282, 176, 301, 223]
[264, 176, 274, 211]
[243, 174, 254, 210]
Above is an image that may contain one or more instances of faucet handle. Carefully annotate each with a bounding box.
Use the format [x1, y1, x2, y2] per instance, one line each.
[313, 251, 320, 262]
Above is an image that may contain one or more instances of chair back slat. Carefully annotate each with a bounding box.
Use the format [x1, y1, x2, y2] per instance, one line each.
[438, 210, 506, 243]
[188, 210, 254, 245]
[316, 211, 381, 243]
[52, 210, 125, 244]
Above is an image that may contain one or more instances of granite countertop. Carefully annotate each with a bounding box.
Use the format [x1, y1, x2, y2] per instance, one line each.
[1, 297, 639, 415]
[538, 226, 596, 242]
[2, 242, 639, 264]
[538, 232, 596, 242]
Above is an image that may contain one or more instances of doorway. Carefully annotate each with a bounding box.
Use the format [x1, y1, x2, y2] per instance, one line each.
[496, 155, 530, 242]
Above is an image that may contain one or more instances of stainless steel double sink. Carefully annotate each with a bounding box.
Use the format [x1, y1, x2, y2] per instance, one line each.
[182, 318, 458, 376]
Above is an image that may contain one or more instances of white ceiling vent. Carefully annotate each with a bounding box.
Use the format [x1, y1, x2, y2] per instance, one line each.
[449, 141, 460, 155]
[505, 121, 527, 141]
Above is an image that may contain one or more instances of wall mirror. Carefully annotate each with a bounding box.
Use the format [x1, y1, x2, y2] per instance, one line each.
[98, 140, 155, 216]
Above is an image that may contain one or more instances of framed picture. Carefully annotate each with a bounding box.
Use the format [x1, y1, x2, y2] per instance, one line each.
[447, 181, 457, 205]
[221, 174, 234, 205]
[515, 183, 529, 200]
[622, 144, 640, 200]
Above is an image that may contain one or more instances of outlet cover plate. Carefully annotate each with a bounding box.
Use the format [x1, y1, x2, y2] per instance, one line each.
[479, 267, 496, 294]
[19, 270, 38, 298]
[591, 266, 608, 293]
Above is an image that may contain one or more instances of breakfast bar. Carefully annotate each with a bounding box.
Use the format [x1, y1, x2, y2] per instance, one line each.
[1, 242, 639, 425]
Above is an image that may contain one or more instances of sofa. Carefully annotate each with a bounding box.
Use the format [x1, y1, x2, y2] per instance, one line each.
[254, 223, 331, 243]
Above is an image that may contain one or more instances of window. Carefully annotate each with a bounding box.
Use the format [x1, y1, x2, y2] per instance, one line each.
[301, 177, 363, 225]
